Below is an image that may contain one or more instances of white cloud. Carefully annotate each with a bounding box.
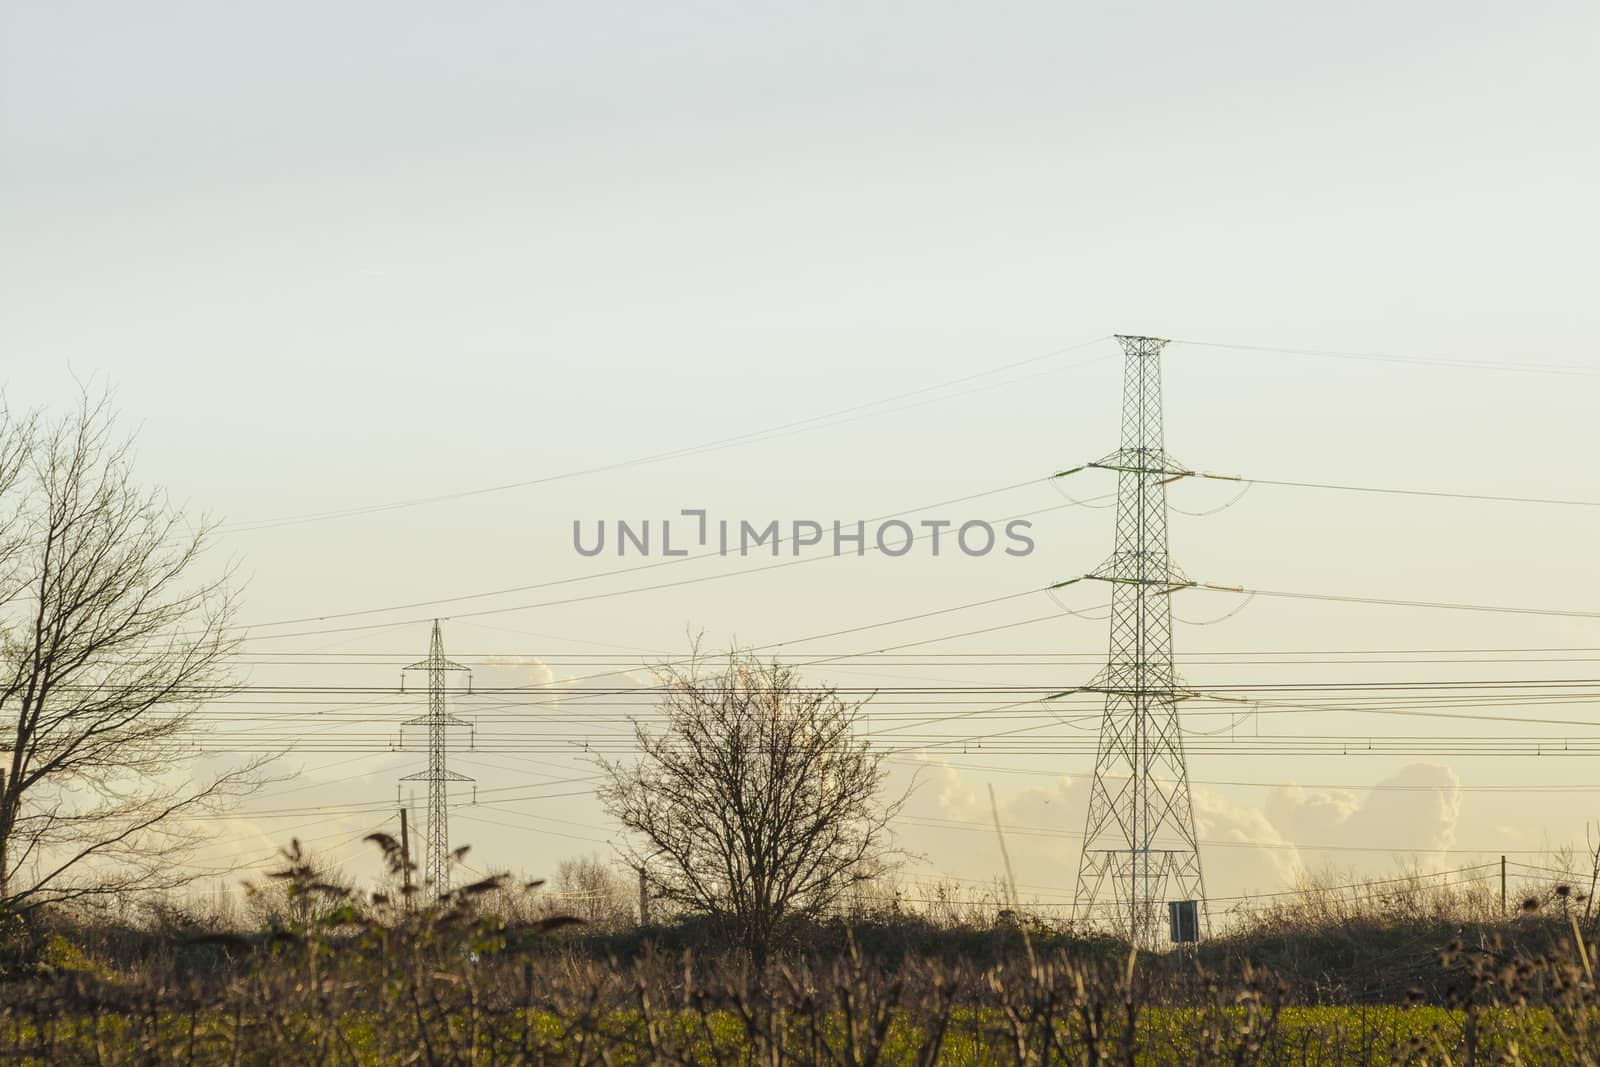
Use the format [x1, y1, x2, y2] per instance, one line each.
[887, 757, 1468, 912]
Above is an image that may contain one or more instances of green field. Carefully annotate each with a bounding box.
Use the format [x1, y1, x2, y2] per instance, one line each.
[0, 1003, 1592, 1065]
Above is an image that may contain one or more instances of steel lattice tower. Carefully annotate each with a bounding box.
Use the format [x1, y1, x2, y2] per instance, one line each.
[401, 619, 472, 898]
[1073, 335, 1207, 947]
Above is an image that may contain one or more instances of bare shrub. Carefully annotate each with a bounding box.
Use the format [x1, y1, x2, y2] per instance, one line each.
[598, 647, 907, 955]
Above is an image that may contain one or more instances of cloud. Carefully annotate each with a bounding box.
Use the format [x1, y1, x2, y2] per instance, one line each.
[888, 757, 1467, 909]
[479, 655, 653, 717]
[1263, 763, 1464, 866]
[481, 655, 560, 694]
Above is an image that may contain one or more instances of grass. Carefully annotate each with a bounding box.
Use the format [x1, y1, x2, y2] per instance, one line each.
[0, 990, 1594, 1064]
[4, 924, 1600, 1065]
[4, 845, 1600, 1064]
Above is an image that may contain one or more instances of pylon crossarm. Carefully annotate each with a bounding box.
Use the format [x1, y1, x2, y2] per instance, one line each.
[398, 769, 472, 782]
[403, 714, 472, 727]
[1084, 574, 1195, 594]
[1087, 461, 1196, 479]
[403, 658, 470, 673]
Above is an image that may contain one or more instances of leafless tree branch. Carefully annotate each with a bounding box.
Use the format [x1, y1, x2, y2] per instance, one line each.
[598, 646, 905, 955]
[0, 390, 268, 916]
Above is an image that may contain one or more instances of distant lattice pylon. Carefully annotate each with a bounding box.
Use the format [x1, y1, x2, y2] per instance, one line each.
[401, 619, 472, 898]
[1072, 334, 1207, 947]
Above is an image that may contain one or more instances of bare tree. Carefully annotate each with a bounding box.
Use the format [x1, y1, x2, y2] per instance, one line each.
[550, 854, 634, 931]
[0, 392, 266, 919]
[598, 648, 905, 954]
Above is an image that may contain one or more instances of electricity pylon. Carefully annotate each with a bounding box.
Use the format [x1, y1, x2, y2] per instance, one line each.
[1071, 334, 1206, 947]
[401, 619, 472, 899]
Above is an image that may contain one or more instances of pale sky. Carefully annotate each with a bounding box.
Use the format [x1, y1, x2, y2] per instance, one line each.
[3, 1, 1599, 917]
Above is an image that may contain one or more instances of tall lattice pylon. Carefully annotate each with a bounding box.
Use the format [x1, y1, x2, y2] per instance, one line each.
[401, 619, 472, 899]
[1072, 334, 1206, 948]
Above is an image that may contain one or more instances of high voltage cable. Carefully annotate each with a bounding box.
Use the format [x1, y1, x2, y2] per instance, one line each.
[1060, 459, 1600, 512]
[198, 783, 601, 821]
[230, 571, 1600, 650]
[126, 676, 1600, 694]
[191, 792, 1550, 861]
[167, 820, 397, 874]
[218, 334, 1595, 536]
[1172, 339, 1600, 377]
[229, 466, 1597, 639]
[882, 759, 1600, 794]
[208, 645, 1600, 661]
[232, 450, 1600, 645]
[245, 592, 1060, 705]
[237, 476, 1055, 630]
[220, 336, 1112, 533]
[1201, 585, 1600, 622]
[172, 683, 1600, 732]
[232, 497, 1089, 641]
[110, 675, 1600, 696]
[218, 655, 1600, 665]
[1228, 475, 1600, 510]
[891, 813, 1555, 856]
[193, 744, 1600, 757]
[453, 810, 609, 847]
[177, 692, 1600, 715]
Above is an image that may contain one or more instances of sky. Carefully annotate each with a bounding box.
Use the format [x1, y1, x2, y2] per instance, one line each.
[3, 1, 1599, 922]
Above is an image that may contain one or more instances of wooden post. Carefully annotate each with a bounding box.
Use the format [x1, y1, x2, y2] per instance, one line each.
[638, 867, 650, 926]
[400, 808, 414, 908]
[1501, 855, 1507, 917]
[1, 766, 7, 902]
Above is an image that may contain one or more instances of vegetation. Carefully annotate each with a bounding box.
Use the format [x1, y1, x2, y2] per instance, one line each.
[2, 840, 1600, 1064]
[598, 648, 906, 956]
[4, 400, 1595, 1063]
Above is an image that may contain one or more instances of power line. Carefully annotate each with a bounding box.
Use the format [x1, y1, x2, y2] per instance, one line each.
[1196, 585, 1600, 622]
[1173, 339, 1600, 377]
[883, 758, 1600, 794]
[236, 477, 1054, 630]
[897, 813, 1555, 856]
[1224, 474, 1600, 510]
[201, 780, 601, 821]
[1062, 458, 1600, 512]
[202, 644, 1600, 662]
[231, 499, 1088, 643]
[117, 675, 1600, 696]
[229, 460, 1598, 642]
[220, 336, 1112, 533]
